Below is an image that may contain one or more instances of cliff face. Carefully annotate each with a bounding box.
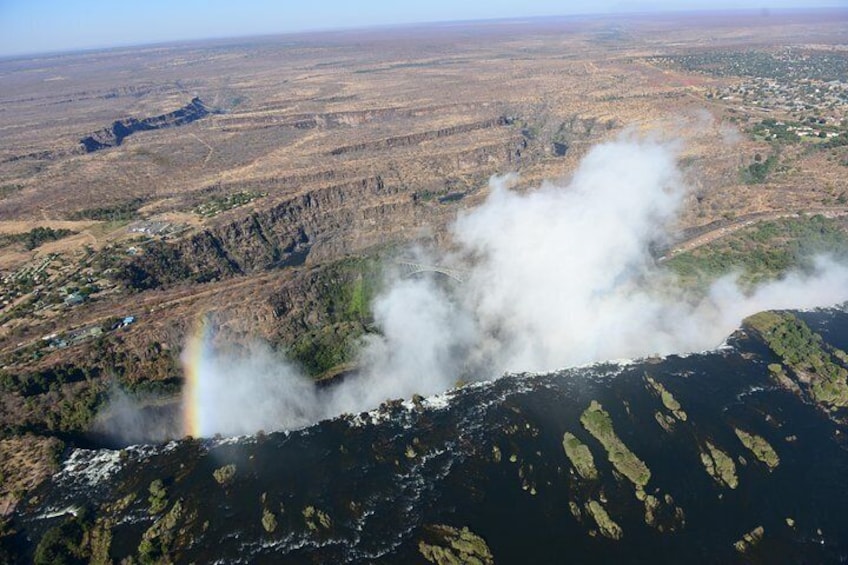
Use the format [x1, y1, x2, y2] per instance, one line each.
[121, 131, 529, 289]
[216, 103, 488, 132]
[79, 97, 212, 152]
[121, 176, 402, 288]
[328, 116, 513, 156]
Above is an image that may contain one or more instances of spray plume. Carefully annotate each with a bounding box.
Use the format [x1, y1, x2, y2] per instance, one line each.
[173, 136, 848, 438]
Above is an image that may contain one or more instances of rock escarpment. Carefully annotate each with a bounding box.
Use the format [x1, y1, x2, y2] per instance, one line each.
[79, 97, 212, 152]
[121, 175, 414, 289]
[121, 131, 529, 290]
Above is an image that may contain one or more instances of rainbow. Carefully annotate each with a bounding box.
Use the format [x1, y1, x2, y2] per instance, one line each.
[181, 316, 211, 438]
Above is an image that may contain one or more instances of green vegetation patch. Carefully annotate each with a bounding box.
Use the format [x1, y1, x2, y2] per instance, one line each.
[640, 492, 686, 532]
[734, 525, 765, 554]
[700, 441, 739, 489]
[213, 464, 237, 486]
[0, 184, 23, 199]
[69, 198, 144, 222]
[1, 336, 179, 441]
[0, 379, 112, 437]
[645, 374, 687, 421]
[285, 257, 383, 378]
[654, 50, 848, 82]
[734, 428, 780, 471]
[148, 479, 168, 514]
[741, 153, 779, 184]
[642, 494, 660, 527]
[87, 519, 113, 565]
[139, 497, 197, 563]
[666, 215, 848, 288]
[0, 227, 77, 250]
[749, 118, 848, 147]
[585, 500, 623, 540]
[654, 411, 676, 433]
[33, 510, 114, 565]
[261, 507, 278, 533]
[767, 363, 801, 394]
[750, 120, 803, 144]
[0, 364, 93, 397]
[289, 322, 364, 378]
[34, 514, 89, 565]
[50, 384, 107, 434]
[562, 432, 598, 480]
[745, 311, 788, 335]
[580, 400, 651, 488]
[302, 505, 332, 532]
[418, 524, 494, 565]
[194, 191, 267, 217]
[745, 311, 848, 408]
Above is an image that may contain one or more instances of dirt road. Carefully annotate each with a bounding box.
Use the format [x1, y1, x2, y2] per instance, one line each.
[661, 207, 848, 260]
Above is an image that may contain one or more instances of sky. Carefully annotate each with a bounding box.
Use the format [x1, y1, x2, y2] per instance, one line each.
[0, 0, 843, 57]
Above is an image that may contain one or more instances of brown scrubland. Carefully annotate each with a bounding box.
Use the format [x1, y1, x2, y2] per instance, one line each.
[1, 9, 847, 513]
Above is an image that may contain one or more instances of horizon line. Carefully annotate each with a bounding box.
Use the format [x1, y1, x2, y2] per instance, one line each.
[1, 5, 845, 61]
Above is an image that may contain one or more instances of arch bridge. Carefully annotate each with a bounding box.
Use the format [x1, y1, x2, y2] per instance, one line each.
[396, 261, 467, 283]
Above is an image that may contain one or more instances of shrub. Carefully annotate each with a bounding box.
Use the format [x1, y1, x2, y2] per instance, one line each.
[213, 464, 236, 486]
[148, 479, 167, 514]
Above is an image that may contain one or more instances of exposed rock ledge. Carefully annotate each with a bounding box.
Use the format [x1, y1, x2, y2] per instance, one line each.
[79, 97, 212, 152]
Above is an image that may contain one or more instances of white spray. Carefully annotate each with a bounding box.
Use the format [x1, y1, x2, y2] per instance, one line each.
[170, 136, 848, 437]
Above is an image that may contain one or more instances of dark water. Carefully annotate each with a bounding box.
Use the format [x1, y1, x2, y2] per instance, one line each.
[11, 310, 848, 564]
[796, 306, 848, 352]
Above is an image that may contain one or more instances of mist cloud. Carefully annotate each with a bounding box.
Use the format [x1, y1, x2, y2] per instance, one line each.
[91, 388, 183, 446]
[184, 336, 320, 436]
[450, 140, 686, 370]
[105, 135, 848, 441]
